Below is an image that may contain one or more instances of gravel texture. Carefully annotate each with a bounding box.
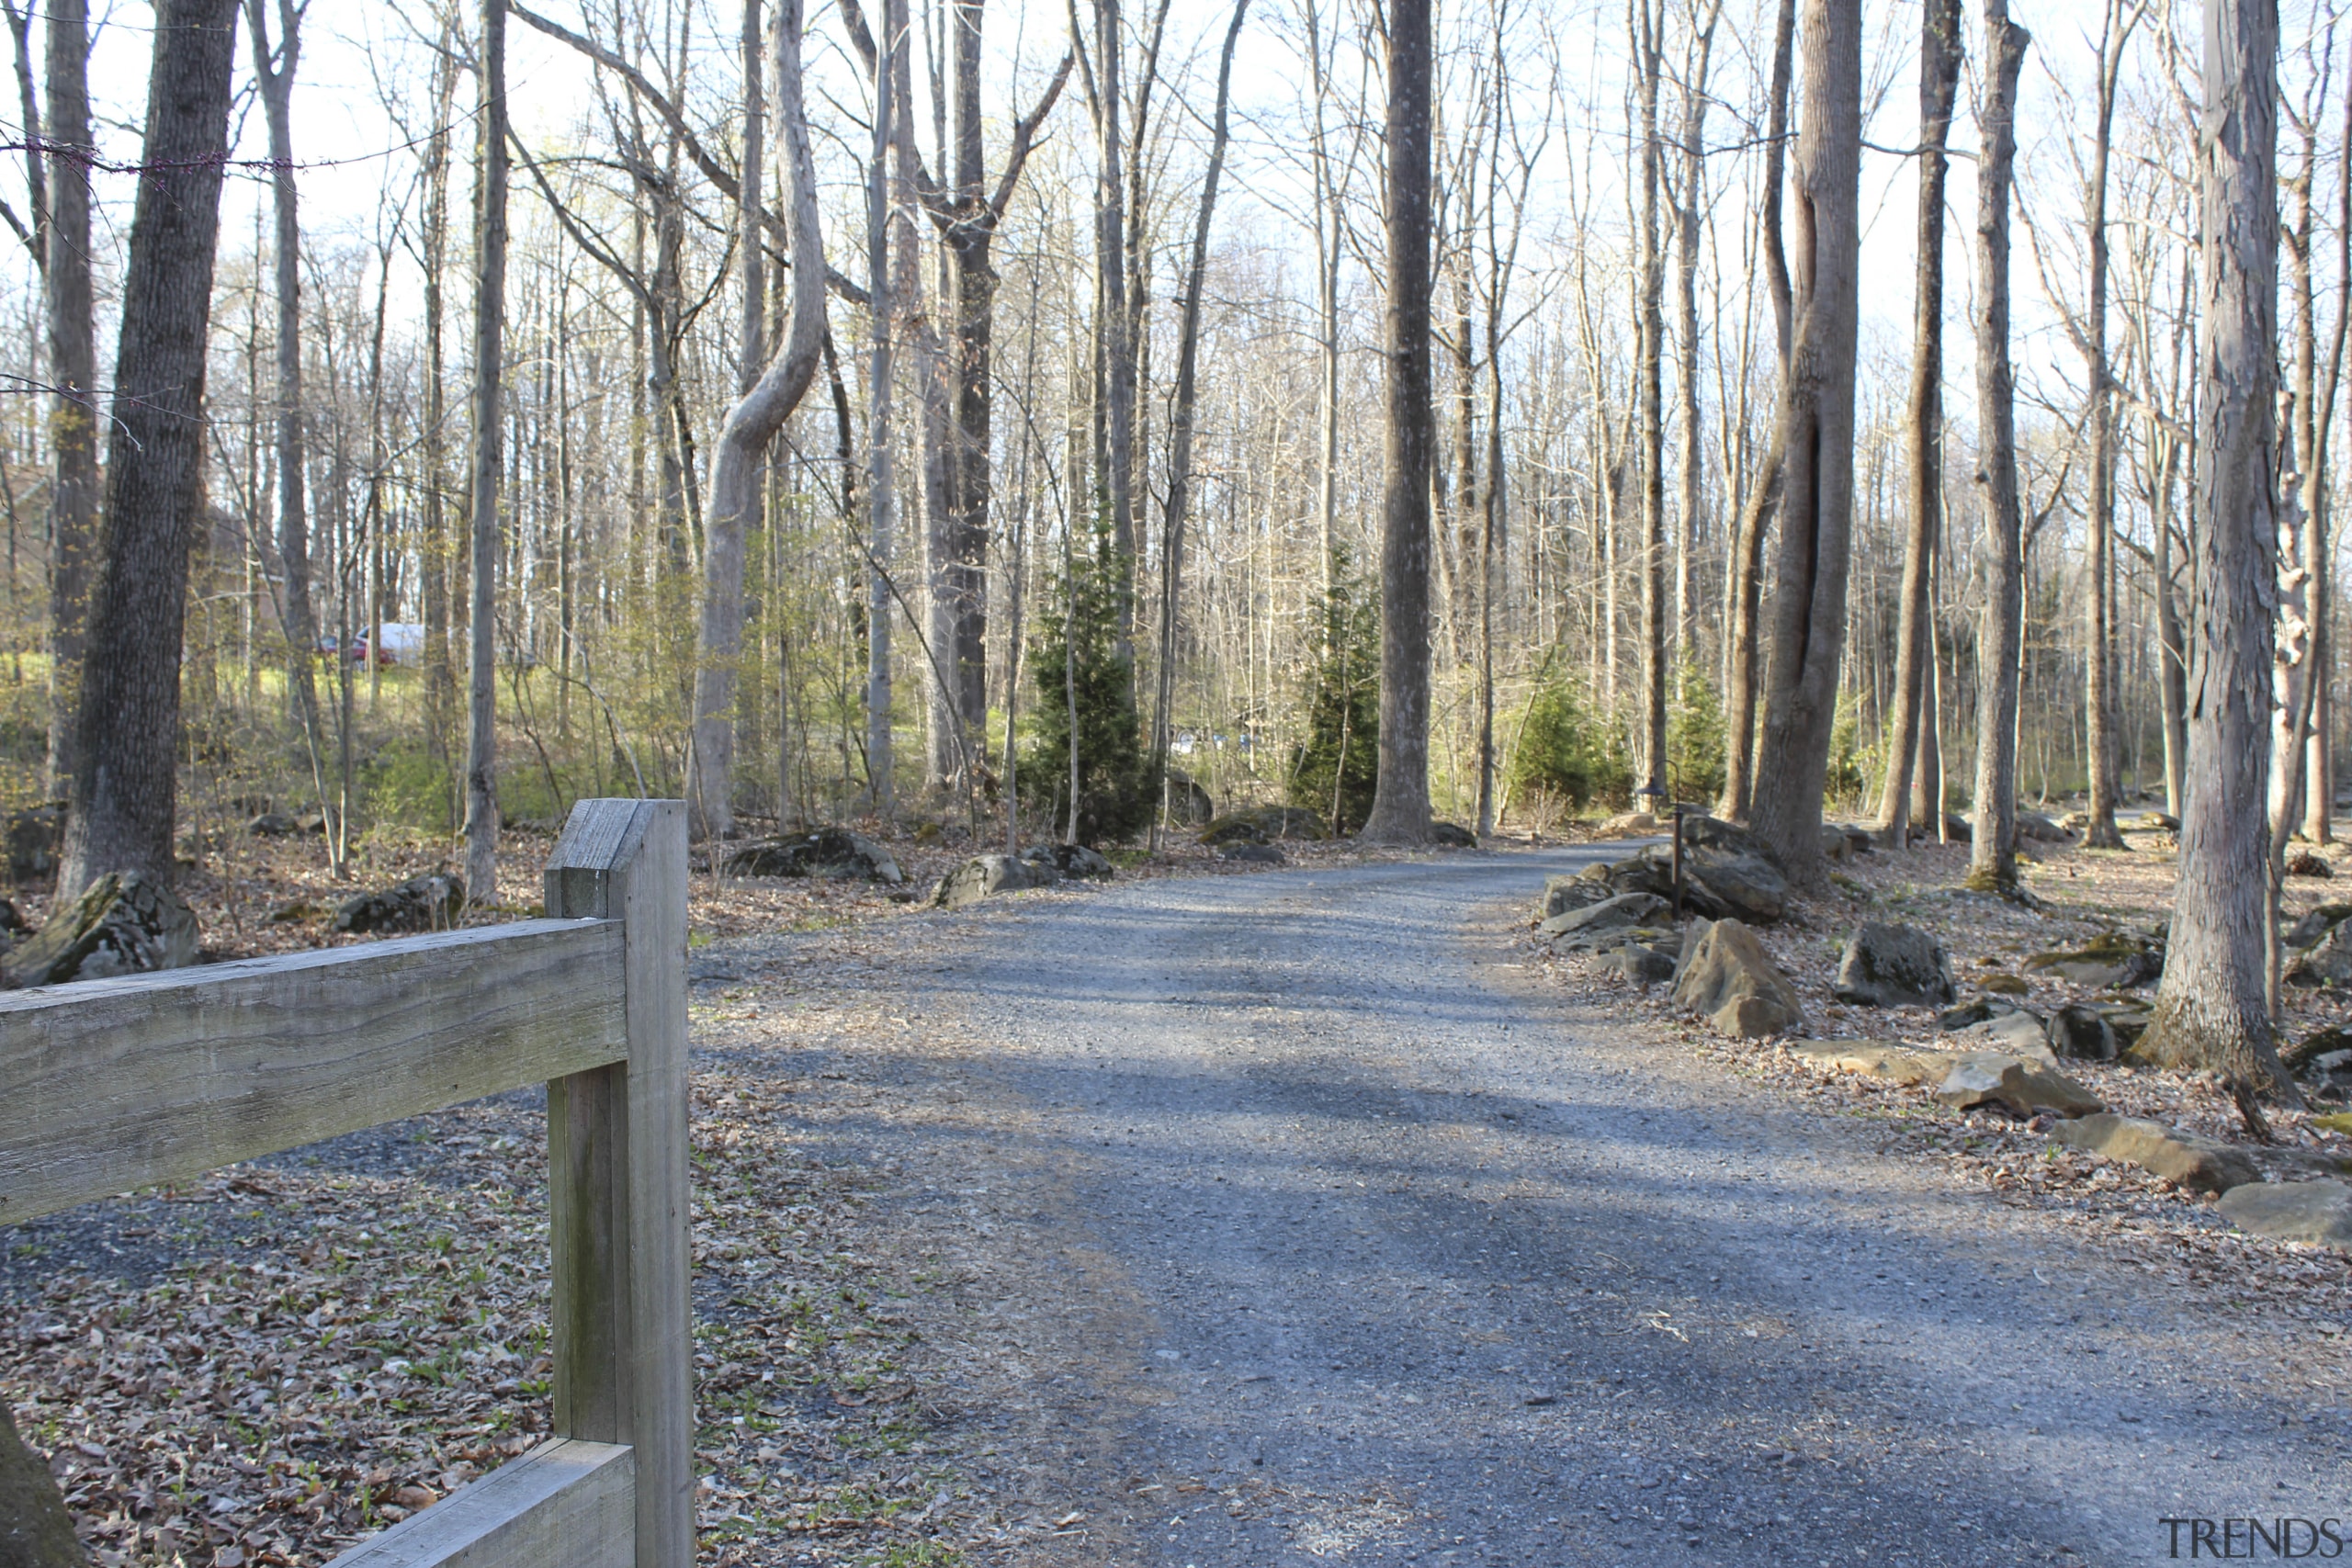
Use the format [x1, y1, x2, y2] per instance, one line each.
[783, 844, 2351, 1566]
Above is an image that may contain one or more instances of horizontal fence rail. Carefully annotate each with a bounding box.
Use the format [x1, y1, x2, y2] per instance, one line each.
[0, 919, 627, 1226]
[0, 798, 692, 1568]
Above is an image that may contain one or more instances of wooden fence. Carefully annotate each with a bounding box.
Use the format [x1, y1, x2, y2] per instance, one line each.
[0, 798, 694, 1568]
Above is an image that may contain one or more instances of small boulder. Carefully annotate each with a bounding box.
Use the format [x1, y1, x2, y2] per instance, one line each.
[1199, 805, 1327, 844]
[2021, 931, 2162, 989]
[721, 829, 904, 885]
[247, 811, 301, 837]
[1023, 842, 1114, 881]
[1934, 1056, 2102, 1118]
[1820, 825, 1854, 862]
[1221, 843, 1285, 864]
[1678, 815, 1764, 856]
[2215, 1179, 2352, 1251]
[1833, 921, 1956, 1009]
[2052, 1113, 2261, 1195]
[1939, 999, 2058, 1064]
[2286, 922, 2352, 988]
[2047, 1003, 2123, 1062]
[934, 853, 1057, 908]
[1430, 821, 1478, 848]
[1608, 942, 1679, 987]
[1670, 918, 1805, 1039]
[333, 873, 464, 936]
[2137, 810, 2181, 832]
[2283, 903, 2352, 950]
[4, 871, 198, 987]
[2016, 810, 2072, 843]
[1983, 972, 2030, 995]
[2285, 1026, 2352, 1077]
[2289, 848, 2334, 879]
[1540, 891, 1670, 939]
[1596, 810, 1657, 837]
[1941, 812, 1974, 843]
[1540, 865, 1616, 919]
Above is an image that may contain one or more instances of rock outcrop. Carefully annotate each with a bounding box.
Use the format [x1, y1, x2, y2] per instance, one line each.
[1832, 921, 1955, 1009]
[333, 873, 464, 935]
[934, 854, 1059, 908]
[2052, 1114, 2261, 1195]
[722, 829, 904, 885]
[4, 872, 198, 988]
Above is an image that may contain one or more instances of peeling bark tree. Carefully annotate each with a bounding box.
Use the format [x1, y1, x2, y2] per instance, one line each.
[1361, 0, 1435, 843]
[691, 0, 827, 838]
[2142, 0, 2301, 1106]
[461, 0, 508, 901]
[1874, 0, 1958, 849]
[1744, 0, 1861, 882]
[1964, 0, 2028, 896]
[57, 0, 239, 896]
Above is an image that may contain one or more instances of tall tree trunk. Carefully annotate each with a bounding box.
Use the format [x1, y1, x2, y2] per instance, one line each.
[1634, 0, 1667, 796]
[1672, 1, 1717, 659]
[1964, 1, 2028, 895]
[2142, 0, 2300, 1107]
[1360, 0, 1434, 842]
[692, 0, 826, 839]
[1090, 0, 1136, 661]
[420, 21, 456, 785]
[2080, 0, 2139, 851]
[461, 0, 509, 902]
[1874, 0, 1958, 848]
[862, 0, 902, 814]
[1150, 0, 1245, 850]
[40, 0, 92, 802]
[57, 0, 238, 897]
[1717, 0, 1794, 818]
[1744, 0, 1862, 881]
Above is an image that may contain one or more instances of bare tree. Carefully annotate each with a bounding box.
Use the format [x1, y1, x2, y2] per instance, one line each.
[691, 0, 828, 838]
[2141, 0, 2301, 1112]
[861, 0, 908, 814]
[1633, 0, 1666, 797]
[1744, 0, 1862, 879]
[461, 0, 509, 901]
[37, 0, 92, 799]
[57, 0, 241, 895]
[1964, 0, 2029, 895]
[1716, 0, 1793, 820]
[1360, 0, 1435, 843]
[1873, 0, 1959, 848]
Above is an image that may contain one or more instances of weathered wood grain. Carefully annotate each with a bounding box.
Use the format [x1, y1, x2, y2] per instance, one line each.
[0, 919, 625, 1226]
[321, 1439, 633, 1568]
[546, 798, 694, 1568]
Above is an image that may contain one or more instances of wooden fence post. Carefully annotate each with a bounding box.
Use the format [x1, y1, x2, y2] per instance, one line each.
[543, 800, 692, 1568]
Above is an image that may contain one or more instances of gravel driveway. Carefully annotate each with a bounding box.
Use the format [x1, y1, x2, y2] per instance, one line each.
[755, 843, 2347, 1567]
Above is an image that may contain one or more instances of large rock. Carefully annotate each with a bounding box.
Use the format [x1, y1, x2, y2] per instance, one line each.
[2286, 921, 2352, 988]
[2021, 931, 2163, 989]
[247, 810, 301, 837]
[722, 829, 903, 885]
[1430, 821, 1478, 848]
[1833, 921, 1955, 1009]
[1540, 891, 1670, 939]
[2016, 810, 2072, 842]
[1023, 842, 1114, 881]
[1670, 918, 1804, 1038]
[2053, 1113, 2261, 1195]
[333, 873, 464, 935]
[1595, 810, 1657, 838]
[1791, 1041, 1959, 1088]
[1162, 768, 1216, 827]
[1199, 806, 1328, 845]
[934, 853, 1058, 908]
[2137, 810, 2181, 832]
[2216, 1180, 2352, 1250]
[2283, 903, 2352, 950]
[1933, 1056, 2102, 1118]
[1540, 865, 1616, 919]
[4, 871, 198, 987]
[1609, 942, 1679, 987]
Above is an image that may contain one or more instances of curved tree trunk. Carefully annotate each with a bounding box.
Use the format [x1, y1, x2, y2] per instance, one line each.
[1964, 1, 2028, 896]
[692, 0, 827, 839]
[1361, 0, 1434, 843]
[56, 0, 238, 897]
[1874, 0, 1957, 849]
[1744, 0, 1862, 883]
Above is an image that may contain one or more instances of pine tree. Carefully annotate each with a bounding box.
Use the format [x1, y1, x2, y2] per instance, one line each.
[1291, 561, 1380, 834]
[1024, 524, 1151, 845]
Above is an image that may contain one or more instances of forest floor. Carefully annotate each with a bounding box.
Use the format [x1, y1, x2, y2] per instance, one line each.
[4, 817, 2349, 1567]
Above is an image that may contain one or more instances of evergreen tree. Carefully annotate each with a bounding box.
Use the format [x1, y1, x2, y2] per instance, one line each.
[1509, 675, 1631, 813]
[1024, 524, 1152, 844]
[1291, 558, 1381, 833]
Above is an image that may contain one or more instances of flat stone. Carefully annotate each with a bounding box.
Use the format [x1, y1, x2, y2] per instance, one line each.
[1945, 1007, 2060, 1066]
[2215, 1179, 2352, 1250]
[1790, 1042, 1957, 1088]
[1219, 843, 1285, 864]
[2021, 932, 2163, 989]
[1833, 921, 1956, 1009]
[1540, 891, 1670, 938]
[2052, 1113, 2261, 1195]
[1670, 918, 1804, 1039]
[1934, 1056, 2102, 1118]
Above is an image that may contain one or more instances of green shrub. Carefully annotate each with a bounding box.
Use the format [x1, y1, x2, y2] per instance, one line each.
[1022, 521, 1152, 846]
[1666, 658, 1725, 806]
[1509, 676, 1630, 812]
[1289, 560, 1380, 834]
